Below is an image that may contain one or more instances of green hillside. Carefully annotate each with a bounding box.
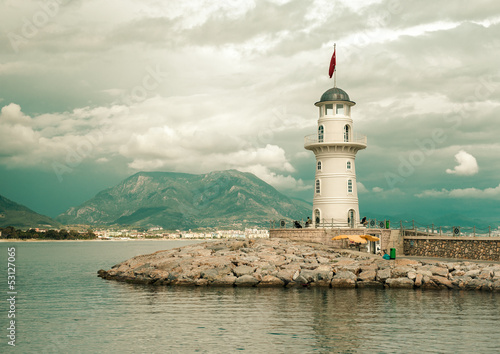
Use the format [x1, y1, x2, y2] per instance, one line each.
[0, 195, 60, 229]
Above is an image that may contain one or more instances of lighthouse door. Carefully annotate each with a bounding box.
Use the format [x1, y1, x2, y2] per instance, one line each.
[348, 209, 355, 228]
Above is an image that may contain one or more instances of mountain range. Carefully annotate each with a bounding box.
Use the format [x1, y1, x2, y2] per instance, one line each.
[56, 170, 312, 229]
[0, 194, 60, 228]
[2, 169, 496, 231]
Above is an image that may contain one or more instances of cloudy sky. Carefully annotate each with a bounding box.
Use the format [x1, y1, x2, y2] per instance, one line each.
[1, 0, 499, 225]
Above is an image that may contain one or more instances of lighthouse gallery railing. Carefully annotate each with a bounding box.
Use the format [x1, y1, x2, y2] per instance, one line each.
[304, 133, 367, 145]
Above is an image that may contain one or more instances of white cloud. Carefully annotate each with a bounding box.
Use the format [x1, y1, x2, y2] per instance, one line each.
[372, 186, 384, 193]
[238, 164, 310, 192]
[416, 184, 500, 199]
[446, 150, 479, 176]
[0, 100, 302, 187]
[357, 182, 368, 193]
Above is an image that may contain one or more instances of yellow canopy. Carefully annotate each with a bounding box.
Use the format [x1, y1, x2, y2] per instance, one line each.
[331, 234, 367, 243]
[360, 235, 380, 242]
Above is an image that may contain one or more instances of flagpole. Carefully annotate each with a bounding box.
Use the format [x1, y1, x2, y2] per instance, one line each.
[333, 43, 336, 88]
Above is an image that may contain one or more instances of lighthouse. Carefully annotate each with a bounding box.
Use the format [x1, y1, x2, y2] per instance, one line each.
[304, 86, 367, 228]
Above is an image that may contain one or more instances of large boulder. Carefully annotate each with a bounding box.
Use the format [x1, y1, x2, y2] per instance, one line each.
[211, 274, 237, 287]
[235, 275, 260, 287]
[358, 269, 376, 282]
[391, 266, 414, 278]
[233, 265, 256, 277]
[431, 275, 454, 289]
[331, 271, 357, 288]
[256, 275, 284, 287]
[386, 277, 414, 289]
[424, 265, 449, 278]
[376, 268, 391, 282]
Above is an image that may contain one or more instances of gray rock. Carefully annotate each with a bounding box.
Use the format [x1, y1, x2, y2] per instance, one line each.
[211, 274, 237, 287]
[300, 269, 318, 283]
[479, 270, 492, 280]
[235, 274, 260, 287]
[331, 270, 357, 288]
[331, 278, 356, 288]
[256, 275, 284, 287]
[376, 268, 391, 282]
[358, 270, 376, 282]
[451, 269, 465, 277]
[414, 273, 423, 287]
[465, 269, 481, 278]
[357, 281, 384, 289]
[201, 268, 219, 281]
[426, 265, 449, 278]
[491, 280, 500, 291]
[431, 275, 454, 289]
[465, 278, 490, 291]
[233, 265, 255, 277]
[294, 275, 308, 285]
[391, 266, 414, 278]
[335, 264, 360, 274]
[386, 277, 414, 289]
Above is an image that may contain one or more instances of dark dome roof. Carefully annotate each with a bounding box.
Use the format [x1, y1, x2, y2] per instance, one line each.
[317, 87, 355, 104]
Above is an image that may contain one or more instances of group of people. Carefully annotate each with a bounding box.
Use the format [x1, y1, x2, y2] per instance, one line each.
[293, 217, 312, 228]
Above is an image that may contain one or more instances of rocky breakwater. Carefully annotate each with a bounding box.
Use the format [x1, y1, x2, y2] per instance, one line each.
[97, 238, 500, 291]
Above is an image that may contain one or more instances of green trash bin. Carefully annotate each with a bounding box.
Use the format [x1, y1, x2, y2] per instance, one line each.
[390, 248, 396, 259]
[385, 220, 390, 229]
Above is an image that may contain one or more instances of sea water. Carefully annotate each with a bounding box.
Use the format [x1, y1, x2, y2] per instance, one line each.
[1, 240, 500, 353]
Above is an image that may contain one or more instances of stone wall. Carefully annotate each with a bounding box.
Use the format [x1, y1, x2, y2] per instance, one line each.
[404, 236, 500, 261]
[270, 228, 396, 253]
[270, 228, 336, 246]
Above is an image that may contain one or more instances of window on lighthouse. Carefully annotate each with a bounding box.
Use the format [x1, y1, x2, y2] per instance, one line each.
[315, 179, 321, 194]
[344, 125, 350, 142]
[318, 125, 324, 142]
[317, 161, 322, 171]
[346, 161, 351, 170]
[347, 179, 353, 194]
[325, 104, 333, 115]
[336, 104, 344, 115]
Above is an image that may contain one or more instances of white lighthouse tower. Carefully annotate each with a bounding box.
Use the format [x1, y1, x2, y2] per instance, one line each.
[304, 86, 367, 228]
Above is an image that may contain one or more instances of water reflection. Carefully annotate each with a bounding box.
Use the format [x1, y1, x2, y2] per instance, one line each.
[4, 241, 500, 353]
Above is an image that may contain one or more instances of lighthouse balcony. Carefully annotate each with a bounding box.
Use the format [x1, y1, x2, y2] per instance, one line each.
[304, 133, 367, 149]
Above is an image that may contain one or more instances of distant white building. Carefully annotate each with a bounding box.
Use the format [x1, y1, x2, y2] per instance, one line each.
[245, 228, 269, 238]
[304, 86, 367, 228]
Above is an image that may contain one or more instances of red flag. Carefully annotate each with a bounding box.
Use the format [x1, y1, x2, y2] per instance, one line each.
[328, 49, 336, 78]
